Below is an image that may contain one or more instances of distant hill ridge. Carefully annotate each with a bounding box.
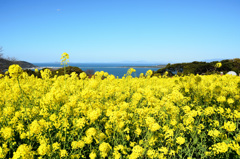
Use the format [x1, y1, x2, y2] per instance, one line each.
[155, 58, 240, 76]
[0, 58, 37, 71]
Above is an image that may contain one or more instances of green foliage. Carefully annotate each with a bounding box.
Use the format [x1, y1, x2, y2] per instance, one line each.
[24, 69, 41, 78]
[22, 66, 84, 78]
[52, 66, 84, 76]
[155, 58, 240, 76]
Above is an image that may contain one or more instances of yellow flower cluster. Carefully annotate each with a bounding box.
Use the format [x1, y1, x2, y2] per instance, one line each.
[8, 64, 23, 78]
[176, 137, 185, 145]
[40, 68, 52, 79]
[12, 144, 33, 159]
[1, 61, 240, 158]
[99, 142, 112, 158]
[210, 142, 228, 155]
[215, 62, 222, 68]
[60, 52, 69, 65]
[80, 72, 87, 79]
[222, 121, 236, 132]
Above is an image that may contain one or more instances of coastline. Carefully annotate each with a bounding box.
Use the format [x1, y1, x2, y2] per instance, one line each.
[120, 65, 165, 68]
[24, 63, 162, 77]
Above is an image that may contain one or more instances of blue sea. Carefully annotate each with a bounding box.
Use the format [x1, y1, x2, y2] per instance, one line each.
[33, 63, 165, 78]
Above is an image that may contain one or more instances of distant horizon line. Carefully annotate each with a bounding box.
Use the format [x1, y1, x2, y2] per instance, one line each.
[31, 62, 167, 64]
[30, 58, 226, 64]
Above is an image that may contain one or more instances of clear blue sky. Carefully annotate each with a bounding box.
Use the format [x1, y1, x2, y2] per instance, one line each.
[0, 0, 239, 63]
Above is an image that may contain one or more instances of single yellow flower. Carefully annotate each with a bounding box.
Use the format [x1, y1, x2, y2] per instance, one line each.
[215, 62, 222, 68]
[176, 137, 185, 145]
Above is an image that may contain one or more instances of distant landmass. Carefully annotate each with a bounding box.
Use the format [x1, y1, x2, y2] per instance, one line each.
[0, 58, 37, 72]
[155, 58, 240, 76]
[120, 65, 166, 68]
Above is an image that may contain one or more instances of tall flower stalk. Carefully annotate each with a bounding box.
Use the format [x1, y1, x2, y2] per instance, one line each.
[214, 62, 222, 74]
[60, 52, 69, 150]
[61, 52, 69, 75]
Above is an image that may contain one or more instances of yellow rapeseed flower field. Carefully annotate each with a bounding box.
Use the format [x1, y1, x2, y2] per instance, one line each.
[0, 54, 240, 158]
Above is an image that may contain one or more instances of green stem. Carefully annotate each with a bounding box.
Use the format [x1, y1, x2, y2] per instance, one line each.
[17, 77, 31, 146]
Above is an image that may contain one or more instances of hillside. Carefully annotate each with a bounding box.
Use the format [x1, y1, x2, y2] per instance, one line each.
[155, 58, 240, 76]
[0, 58, 37, 72]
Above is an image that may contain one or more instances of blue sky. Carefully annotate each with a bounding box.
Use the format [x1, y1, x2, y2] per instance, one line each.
[0, 0, 239, 63]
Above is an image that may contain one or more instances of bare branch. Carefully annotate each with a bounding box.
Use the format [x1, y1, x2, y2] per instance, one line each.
[6, 56, 18, 62]
[85, 69, 95, 76]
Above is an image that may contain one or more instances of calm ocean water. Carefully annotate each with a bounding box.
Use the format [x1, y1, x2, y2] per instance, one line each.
[33, 63, 164, 78]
